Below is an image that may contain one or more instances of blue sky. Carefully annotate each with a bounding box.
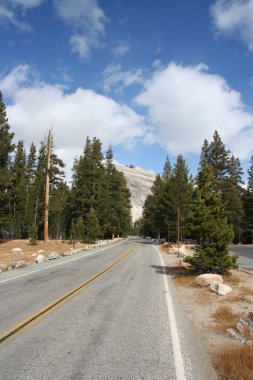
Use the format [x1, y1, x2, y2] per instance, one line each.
[1, 0, 253, 181]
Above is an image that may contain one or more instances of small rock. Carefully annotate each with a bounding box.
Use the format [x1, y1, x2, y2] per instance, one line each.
[36, 254, 46, 264]
[227, 328, 247, 344]
[61, 251, 73, 257]
[195, 273, 223, 286]
[210, 281, 232, 296]
[0, 264, 7, 272]
[48, 252, 61, 260]
[37, 250, 45, 254]
[32, 253, 37, 257]
[11, 260, 27, 269]
[11, 248, 22, 252]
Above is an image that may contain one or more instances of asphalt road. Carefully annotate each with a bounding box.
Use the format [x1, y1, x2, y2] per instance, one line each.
[229, 245, 253, 272]
[0, 238, 217, 380]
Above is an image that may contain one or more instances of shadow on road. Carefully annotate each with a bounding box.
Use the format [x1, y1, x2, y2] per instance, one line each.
[150, 264, 179, 276]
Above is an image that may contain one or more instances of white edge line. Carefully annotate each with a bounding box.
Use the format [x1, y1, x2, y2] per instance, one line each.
[153, 245, 187, 380]
[0, 240, 124, 284]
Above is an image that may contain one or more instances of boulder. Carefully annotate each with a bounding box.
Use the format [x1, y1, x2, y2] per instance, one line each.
[11, 260, 27, 269]
[36, 254, 46, 264]
[195, 273, 223, 286]
[11, 247, 22, 252]
[48, 252, 61, 260]
[210, 281, 232, 296]
[0, 263, 7, 272]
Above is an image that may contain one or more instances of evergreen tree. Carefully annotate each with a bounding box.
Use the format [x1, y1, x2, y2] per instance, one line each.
[185, 163, 237, 274]
[224, 155, 244, 243]
[208, 130, 230, 185]
[0, 91, 15, 237]
[9, 140, 27, 238]
[170, 154, 192, 244]
[85, 207, 99, 244]
[25, 142, 37, 236]
[242, 156, 253, 243]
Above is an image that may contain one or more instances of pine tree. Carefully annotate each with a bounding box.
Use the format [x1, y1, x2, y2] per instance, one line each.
[224, 155, 244, 243]
[25, 143, 37, 236]
[10, 140, 27, 238]
[85, 207, 99, 244]
[185, 163, 237, 274]
[242, 156, 253, 243]
[0, 91, 15, 237]
[170, 154, 192, 244]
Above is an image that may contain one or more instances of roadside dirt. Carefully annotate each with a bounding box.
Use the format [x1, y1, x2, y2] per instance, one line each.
[0, 239, 88, 267]
[161, 245, 253, 380]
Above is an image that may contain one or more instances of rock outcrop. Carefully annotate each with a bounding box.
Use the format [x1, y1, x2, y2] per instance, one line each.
[115, 164, 156, 222]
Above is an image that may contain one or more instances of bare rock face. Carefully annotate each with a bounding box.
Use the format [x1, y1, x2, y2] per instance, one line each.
[115, 164, 156, 222]
[195, 273, 223, 286]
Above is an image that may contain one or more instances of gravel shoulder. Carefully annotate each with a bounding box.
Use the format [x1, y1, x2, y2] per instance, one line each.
[161, 245, 253, 379]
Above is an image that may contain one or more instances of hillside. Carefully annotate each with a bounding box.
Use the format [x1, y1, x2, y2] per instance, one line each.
[115, 164, 156, 222]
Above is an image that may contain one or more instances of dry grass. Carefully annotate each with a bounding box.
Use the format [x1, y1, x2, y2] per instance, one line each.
[0, 239, 88, 266]
[229, 294, 250, 303]
[213, 344, 253, 380]
[223, 274, 240, 286]
[240, 286, 253, 296]
[213, 305, 239, 333]
[172, 274, 195, 287]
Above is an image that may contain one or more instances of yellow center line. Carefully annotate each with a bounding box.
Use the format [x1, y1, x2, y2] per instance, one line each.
[0, 242, 137, 348]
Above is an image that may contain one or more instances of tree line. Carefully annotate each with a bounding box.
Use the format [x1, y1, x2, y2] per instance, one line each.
[136, 131, 253, 273]
[0, 91, 132, 243]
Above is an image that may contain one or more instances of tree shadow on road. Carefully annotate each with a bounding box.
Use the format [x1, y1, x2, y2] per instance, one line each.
[150, 264, 179, 276]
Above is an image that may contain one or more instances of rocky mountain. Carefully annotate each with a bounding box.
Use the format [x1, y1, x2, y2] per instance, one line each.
[115, 164, 156, 222]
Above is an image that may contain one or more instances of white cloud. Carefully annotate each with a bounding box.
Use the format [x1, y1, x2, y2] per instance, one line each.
[53, 0, 107, 58]
[0, 0, 44, 30]
[136, 62, 253, 158]
[11, 0, 44, 8]
[1, 65, 148, 178]
[112, 41, 130, 57]
[70, 34, 91, 59]
[102, 63, 144, 93]
[211, 0, 253, 51]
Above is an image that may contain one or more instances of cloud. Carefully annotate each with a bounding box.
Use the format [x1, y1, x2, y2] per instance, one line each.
[102, 63, 144, 93]
[1, 65, 148, 178]
[112, 41, 130, 57]
[0, 0, 44, 30]
[136, 62, 253, 158]
[211, 0, 253, 51]
[53, 0, 108, 58]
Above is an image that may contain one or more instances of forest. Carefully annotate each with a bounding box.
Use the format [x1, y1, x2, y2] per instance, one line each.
[137, 133, 253, 247]
[0, 91, 132, 243]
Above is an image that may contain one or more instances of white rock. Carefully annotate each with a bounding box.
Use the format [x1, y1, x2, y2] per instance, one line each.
[11, 260, 27, 269]
[11, 248, 22, 252]
[195, 273, 223, 286]
[37, 250, 45, 254]
[48, 252, 61, 260]
[36, 254, 46, 264]
[210, 281, 232, 296]
[61, 251, 73, 257]
[0, 264, 7, 272]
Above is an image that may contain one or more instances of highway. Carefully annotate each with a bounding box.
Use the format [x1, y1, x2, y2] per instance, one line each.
[229, 245, 253, 272]
[0, 238, 217, 380]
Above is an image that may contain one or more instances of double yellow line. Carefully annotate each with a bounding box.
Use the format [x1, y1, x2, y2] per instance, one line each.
[0, 243, 137, 348]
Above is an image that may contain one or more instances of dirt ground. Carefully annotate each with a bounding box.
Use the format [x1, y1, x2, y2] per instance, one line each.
[0, 239, 88, 267]
[161, 244, 253, 379]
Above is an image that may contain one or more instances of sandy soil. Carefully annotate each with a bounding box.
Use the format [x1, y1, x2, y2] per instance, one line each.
[161, 245, 253, 376]
[0, 239, 88, 267]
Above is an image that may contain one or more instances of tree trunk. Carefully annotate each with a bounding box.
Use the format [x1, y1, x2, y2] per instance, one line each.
[44, 128, 52, 242]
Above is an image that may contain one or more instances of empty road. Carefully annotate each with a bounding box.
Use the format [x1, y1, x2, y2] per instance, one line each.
[0, 238, 217, 380]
